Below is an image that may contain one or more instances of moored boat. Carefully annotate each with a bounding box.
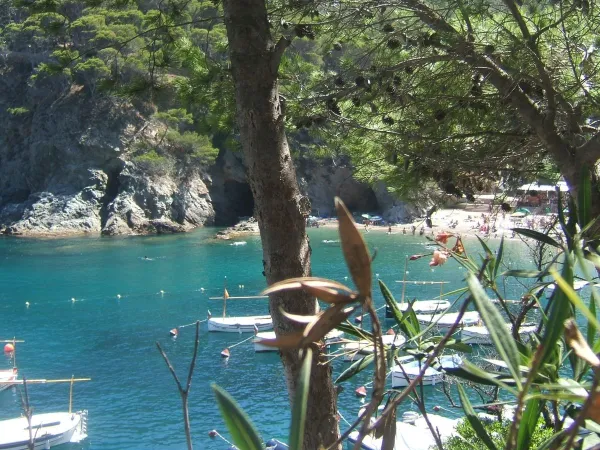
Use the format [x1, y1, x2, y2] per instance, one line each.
[254, 329, 344, 352]
[391, 355, 462, 387]
[0, 411, 88, 450]
[346, 410, 459, 449]
[0, 367, 18, 392]
[208, 315, 273, 333]
[546, 279, 589, 293]
[461, 323, 537, 345]
[342, 333, 406, 362]
[416, 311, 480, 332]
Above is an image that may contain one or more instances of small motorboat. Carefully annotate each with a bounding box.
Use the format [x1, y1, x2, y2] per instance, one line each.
[391, 355, 462, 388]
[461, 323, 537, 345]
[0, 411, 88, 450]
[342, 333, 406, 362]
[208, 315, 273, 333]
[0, 367, 18, 392]
[416, 311, 480, 332]
[386, 299, 451, 318]
[254, 329, 344, 352]
[347, 410, 458, 449]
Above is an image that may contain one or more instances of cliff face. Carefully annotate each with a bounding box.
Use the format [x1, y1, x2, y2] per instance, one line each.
[0, 52, 414, 236]
[0, 52, 215, 236]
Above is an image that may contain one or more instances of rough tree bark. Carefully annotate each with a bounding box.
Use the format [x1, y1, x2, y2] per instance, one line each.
[222, 1, 341, 448]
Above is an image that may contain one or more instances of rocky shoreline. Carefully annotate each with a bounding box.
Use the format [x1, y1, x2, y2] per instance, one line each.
[215, 218, 260, 240]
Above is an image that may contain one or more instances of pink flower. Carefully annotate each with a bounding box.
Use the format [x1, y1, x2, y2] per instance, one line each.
[429, 250, 449, 266]
[435, 232, 453, 244]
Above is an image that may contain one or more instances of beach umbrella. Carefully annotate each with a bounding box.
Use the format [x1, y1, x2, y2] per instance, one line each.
[361, 214, 371, 219]
[515, 207, 531, 215]
[511, 211, 527, 218]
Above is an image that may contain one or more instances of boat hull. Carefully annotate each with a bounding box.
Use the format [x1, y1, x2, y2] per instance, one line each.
[391, 355, 461, 388]
[0, 411, 88, 450]
[255, 329, 345, 352]
[0, 368, 17, 392]
[385, 300, 451, 318]
[208, 316, 272, 333]
[416, 311, 480, 331]
[461, 324, 537, 345]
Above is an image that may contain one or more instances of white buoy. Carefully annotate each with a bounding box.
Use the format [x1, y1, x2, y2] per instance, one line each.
[376, 273, 380, 278]
[344, 276, 348, 280]
[117, 294, 121, 299]
[238, 285, 241, 289]
[71, 297, 76, 302]
[25, 302, 30, 308]
[160, 290, 165, 295]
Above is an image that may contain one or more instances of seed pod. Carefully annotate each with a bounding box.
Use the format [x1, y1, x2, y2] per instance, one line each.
[383, 23, 394, 33]
[387, 38, 401, 49]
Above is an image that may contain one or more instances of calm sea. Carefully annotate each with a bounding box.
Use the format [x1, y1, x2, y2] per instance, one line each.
[0, 229, 532, 449]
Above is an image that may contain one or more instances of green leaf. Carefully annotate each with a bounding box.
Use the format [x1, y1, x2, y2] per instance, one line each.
[540, 257, 574, 366]
[457, 384, 498, 450]
[211, 384, 264, 450]
[335, 353, 374, 383]
[503, 269, 546, 278]
[467, 273, 522, 388]
[550, 269, 600, 331]
[511, 228, 562, 249]
[493, 236, 504, 279]
[577, 168, 591, 228]
[289, 348, 312, 450]
[516, 398, 541, 450]
[337, 322, 373, 341]
[379, 279, 419, 338]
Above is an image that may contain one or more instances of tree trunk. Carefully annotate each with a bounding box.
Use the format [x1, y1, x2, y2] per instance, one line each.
[222, 1, 341, 448]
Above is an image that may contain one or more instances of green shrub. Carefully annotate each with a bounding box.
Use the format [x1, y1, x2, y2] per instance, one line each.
[132, 149, 174, 176]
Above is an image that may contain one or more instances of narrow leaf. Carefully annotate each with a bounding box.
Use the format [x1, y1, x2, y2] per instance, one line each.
[516, 399, 542, 450]
[564, 319, 600, 367]
[457, 384, 498, 450]
[503, 269, 546, 278]
[262, 277, 355, 295]
[336, 353, 374, 383]
[300, 283, 356, 304]
[289, 348, 312, 450]
[493, 236, 504, 279]
[511, 228, 562, 248]
[335, 197, 372, 298]
[467, 273, 522, 388]
[303, 305, 356, 343]
[212, 384, 264, 450]
[379, 279, 418, 338]
[550, 268, 600, 331]
[578, 168, 592, 228]
[541, 257, 574, 365]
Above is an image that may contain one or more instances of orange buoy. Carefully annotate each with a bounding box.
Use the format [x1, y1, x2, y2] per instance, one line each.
[386, 328, 395, 335]
[169, 328, 178, 337]
[208, 430, 218, 438]
[355, 386, 367, 397]
[220, 348, 230, 358]
[4, 343, 15, 353]
[354, 316, 362, 324]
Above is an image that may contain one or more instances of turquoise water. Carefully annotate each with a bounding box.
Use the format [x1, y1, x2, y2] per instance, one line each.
[0, 229, 532, 449]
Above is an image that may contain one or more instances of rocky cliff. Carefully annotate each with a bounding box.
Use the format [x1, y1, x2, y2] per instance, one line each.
[0, 52, 415, 236]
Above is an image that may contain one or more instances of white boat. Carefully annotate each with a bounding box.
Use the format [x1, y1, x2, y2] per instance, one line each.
[0, 367, 18, 392]
[254, 329, 344, 352]
[391, 355, 462, 387]
[208, 315, 273, 333]
[0, 411, 88, 450]
[416, 311, 480, 331]
[546, 280, 589, 292]
[347, 410, 459, 449]
[342, 333, 406, 362]
[461, 323, 537, 345]
[390, 299, 451, 315]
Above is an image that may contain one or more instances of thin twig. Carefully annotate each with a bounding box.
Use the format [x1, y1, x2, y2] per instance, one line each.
[156, 320, 200, 450]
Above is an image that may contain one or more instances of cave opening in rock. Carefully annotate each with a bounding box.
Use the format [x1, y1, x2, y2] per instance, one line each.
[218, 180, 254, 225]
[100, 168, 121, 227]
